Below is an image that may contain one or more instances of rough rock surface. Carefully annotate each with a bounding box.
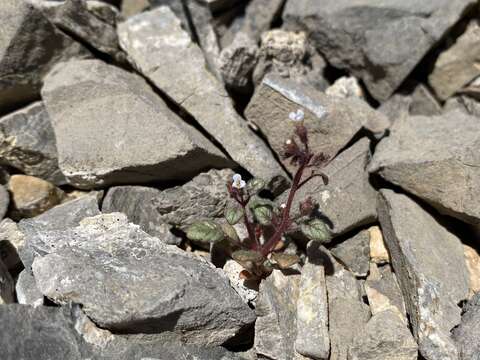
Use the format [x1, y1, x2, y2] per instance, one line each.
[369, 225, 390, 264]
[16, 269, 43, 307]
[0, 258, 14, 304]
[444, 95, 480, 117]
[453, 293, 480, 360]
[378, 189, 469, 360]
[0, 218, 25, 271]
[0, 102, 65, 184]
[32, 213, 255, 345]
[370, 110, 480, 225]
[0, 185, 9, 220]
[118, 7, 286, 182]
[464, 245, 480, 299]
[41, 59, 231, 189]
[283, 0, 477, 102]
[223, 259, 258, 307]
[331, 229, 370, 277]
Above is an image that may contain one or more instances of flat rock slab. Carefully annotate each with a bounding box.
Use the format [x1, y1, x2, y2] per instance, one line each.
[118, 7, 286, 182]
[453, 293, 480, 360]
[283, 0, 476, 102]
[378, 190, 469, 360]
[16, 269, 43, 307]
[370, 109, 480, 225]
[32, 213, 255, 345]
[245, 75, 387, 173]
[331, 229, 370, 277]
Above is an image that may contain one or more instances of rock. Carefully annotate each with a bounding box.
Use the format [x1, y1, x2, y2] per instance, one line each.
[365, 263, 407, 320]
[16, 269, 43, 307]
[369, 225, 390, 264]
[295, 241, 329, 359]
[18, 192, 101, 271]
[370, 110, 480, 225]
[118, 7, 286, 182]
[41, 59, 232, 189]
[0, 218, 25, 271]
[0, 101, 65, 184]
[278, 138, 377, 237]
[378, 189, 469, 360]
[326, 76, 364, 99]
[121, 0, 149, 17]
[444, 95, 480, 117]
[408, 83, 442, 116]
[464, 244, 480, 299]
[102, 168, 233, 237]
[283, 0, 476, 102]
[0, 0, 89, 114]
[223, 259, 258, 307]
[198, 0, 242, 13]
[453, 293, 480, 360]
[245, 75, 388, 173]
[86, 0, 120, 26]
[0, 185, 9, 220]
[8, 175, 65, 219]
[429, 21, 480, 100]
[349, 310, 418, 360]
[32, 213, 255, 345]
[254, 269, 302, 359]
[331, 229, 370, 277]
[0, 259, 14, 303]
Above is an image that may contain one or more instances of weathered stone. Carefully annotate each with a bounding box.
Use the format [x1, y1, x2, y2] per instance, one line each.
[369, 225, 390, 264]
[444, 95, 480, 117]
[103, 169, 233, 239]
[16, 269, 43, 307]
[32, 213, 255, 345]
[0, 185, 9, 220]
[365, 263, 407, 320]
[464, 244, 480, 299]
[223, 259, 258, 307]
[378, 189, 469, 360]
[370, 110, 480, 225]
[0, 102, 65, 184]
[41, 59, 231, 189]
[198, 0, 242, 13]
[246, 75, 388, 173]
[0, 258, 14, 304]
[18, 192, 101, 271]
[453, 293, 480, 360]
[295, 241, 329, 359]
[121, 0, 149, 17]
[408, 83, 442, 116]
[349, 310, 418, 360]
[331, 229, 370, 277]
[326, 76, 364, 99]
[283, 0, 476, 102]
[255, 269, 302, 360]
[0, 0, 89, 113]
[429, 21, 480, 100]
[0, 218, 25, 271]
[279, 138, 377, 237]
[118, 7, 286, 182]
[86, 0, 120, 26]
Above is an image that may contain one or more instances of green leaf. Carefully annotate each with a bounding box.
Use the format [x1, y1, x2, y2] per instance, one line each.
[186, 221, 224, 243]
[232, 250, 265, 265]
[247, 178, 266, 194]
[224, 205, 244, 225]
[300, 219, 331, 243]
[221, 222, 240, 244]
[271, 253, 300, 269]
[253, 206, 273, 225]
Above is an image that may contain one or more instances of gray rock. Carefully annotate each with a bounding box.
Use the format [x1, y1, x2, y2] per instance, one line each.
[326, 76, 365, 99]
[331, 229, 370, 277]
[103, 169, 232, 239]
[453, 293, 480, 360]
[278, 138, 377, 237]
[121, 0, 149, 17]
[0, 101, 65, 184]
[223, 259, 258, 307]
[0, 185, 9, 220]
[370, 110, 480, 225]
[0, 218, 25, 271]
[283, 0, 476, 102]
[245, 75, 388, 173]
[295, 241, 329, 359]
[118, 7, 286, 182]
[41, 59, 231, 189]
[378, 189, 469, 360]
[86, 0, 120, 26]
[32, 213, 255, 345]
[444, 95, 480, 117]
[0, 258, 14, 303]
[349, 310, 418, 360]
[15, 269, 43, 307]
[0, 0, 89, 113]
[198, 0, 242, 13]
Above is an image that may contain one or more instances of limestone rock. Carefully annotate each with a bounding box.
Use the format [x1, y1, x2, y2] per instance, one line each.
[41, 59, 231, 189]
[0, 259, 14, 304]
[223, 259, 258, 307]
[444, 95, 480, 117]
[464, 244, 480, 299]
[369, 225, 390, 264]
[16, 269, 43, 307]
[453, 293, 480, 360]
[118, 7, 286, 182]
[378, 189, 469, 360]
[32, 213, 255, 345]
[370, 110, 480, 225]
[0, 218, 25, 271]
[0, 185, 9, 220]
[326, 76, 364, 99]
[331, 229, 370, 277]
[283, 0, 477, 102]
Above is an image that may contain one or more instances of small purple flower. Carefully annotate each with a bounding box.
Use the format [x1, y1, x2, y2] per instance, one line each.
[232, 173, 246, 189]
[289, 109, 305, 122]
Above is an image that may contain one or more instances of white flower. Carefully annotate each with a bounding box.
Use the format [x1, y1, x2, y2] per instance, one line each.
[232, 173, 246, 189]
[289, 109, 305, 122]
[280, 203, 286, 209]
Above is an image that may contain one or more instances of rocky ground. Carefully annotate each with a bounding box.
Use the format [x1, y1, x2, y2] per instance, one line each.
[1, 0, 480, 359]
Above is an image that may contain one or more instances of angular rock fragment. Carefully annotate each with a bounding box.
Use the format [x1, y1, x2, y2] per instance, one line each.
[0, 218, 25, 271]
[464, 244, 480, 299]
[378, 189, 469, 360]
[0, 259, 14, 304]
[0, 0, 89, 113]
[326, 76, 364, 99]
[278, 138, 377, 237]
[370, 110, 480, 225]
[369, 225, 390, 264]
[118, 7, 286, 182]
[223, 259, 258, 307]
[8, 175, 65, 219]
[246, 75, 388, 173]
[32, 213, 255, 345]
[16, 269, 43, 307]
[453, 292, 480, 360]
[0, 185, 9, 220]
[0, 102, 65, 184]
[283, 0, 477, 101]
[41, 59, 231, 189]
[444, 95, 480, 117]
[198, 0, 242, 13]
[331, 229, 370, 277]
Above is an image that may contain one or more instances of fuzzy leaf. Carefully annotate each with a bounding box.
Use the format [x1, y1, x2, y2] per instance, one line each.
[186, 221, 224, 243]
[271, 253, 300, 269]
[224, 205, 244, 225]
[221, 222, 240, 244]
[232, 250, 264, 265]
[253, 206, 273, 225]
[300, 219, 331, 243]
[247, 178, 266, 194]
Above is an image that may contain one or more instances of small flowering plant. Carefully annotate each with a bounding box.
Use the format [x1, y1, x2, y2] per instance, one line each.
[187, 109, 332, 279]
